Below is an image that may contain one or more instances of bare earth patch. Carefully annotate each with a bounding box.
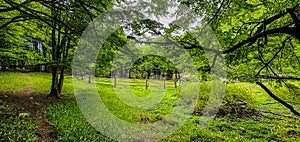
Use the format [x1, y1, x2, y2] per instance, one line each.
[0, 73, 58, 141]
[0, 88, 56, 141]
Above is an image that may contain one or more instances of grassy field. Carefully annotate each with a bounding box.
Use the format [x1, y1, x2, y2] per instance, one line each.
[0, 72, 299, 141]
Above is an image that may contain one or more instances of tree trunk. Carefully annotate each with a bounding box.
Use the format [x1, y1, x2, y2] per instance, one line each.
[49, 66, 59, 98]
[174, 74, 177, 88]
[1, 65, 6, 71]
[49, 1, 59, 98]
[120, 68, 123, 78]
[125, 69, 129, 78]
[167, 70, 172, 80]
[9, 60, 16, 70]
[58, 67, 65, 94]
[164, 77, 166, 89]
[113, 71, 116, 88]
[88, 73, 91, 84]
[129, 69, 132, 78]
[147, 71, 151, 79]
[134, 69, 136, 79]
[158, 70, 161, 79]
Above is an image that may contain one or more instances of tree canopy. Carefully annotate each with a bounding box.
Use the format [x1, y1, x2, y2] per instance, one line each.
[0, 0, 299, 115]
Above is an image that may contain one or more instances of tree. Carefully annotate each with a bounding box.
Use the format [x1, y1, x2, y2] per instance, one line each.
[104, 0, 300, 115]
[179, 0, 300, 116]
[0, 5, 45, 71]
[0, 0, 112, 97]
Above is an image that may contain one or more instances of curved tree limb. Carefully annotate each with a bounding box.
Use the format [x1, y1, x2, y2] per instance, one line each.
[179, 26, 299, 55]
[222, 27, 299, 54]
[3, 0, 78, 34]
[253, 75, 300, 81]
[256, 36, 292, 75]
[256, 82, 300, 117]
[253, 4, 299, 36]
[0, 15, 30, 30]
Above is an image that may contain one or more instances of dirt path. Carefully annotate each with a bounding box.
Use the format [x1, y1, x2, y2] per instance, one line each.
[0, 74, 56, 142]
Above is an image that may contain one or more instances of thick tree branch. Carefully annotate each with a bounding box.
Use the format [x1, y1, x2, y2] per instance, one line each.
[288, 11, 300, 29]
[175, 4, 300, 54]
[253, 75, 300, 81]
[256, 82, 300, 117]
[179, 27, 299, 55]
[0, 7, 16, 12]
[0, 0, 32, 12]
[3, 0, 76, 33]
[254, 4, 300, 35]
[222, 27, 300, 54]
[0, 16, 29, 29]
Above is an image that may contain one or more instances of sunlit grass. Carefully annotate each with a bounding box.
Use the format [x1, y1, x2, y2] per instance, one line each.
[0, 72, 74, 95]
[1, 72, 300, 141]
[0, 72, 28, 92]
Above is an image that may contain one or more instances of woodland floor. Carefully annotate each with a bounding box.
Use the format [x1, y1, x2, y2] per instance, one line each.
[0, 73, 56, 142]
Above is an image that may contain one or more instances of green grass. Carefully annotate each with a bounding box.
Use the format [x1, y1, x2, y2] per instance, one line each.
[0, 72, 28, 92]
[45, 97, 110, 141]
[0, 72, 74, 95]
[0, 72, 300, 141]
[0, 100, 38, 141]
[96, 82, 180, 123]
[231, 82, 300, 115]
